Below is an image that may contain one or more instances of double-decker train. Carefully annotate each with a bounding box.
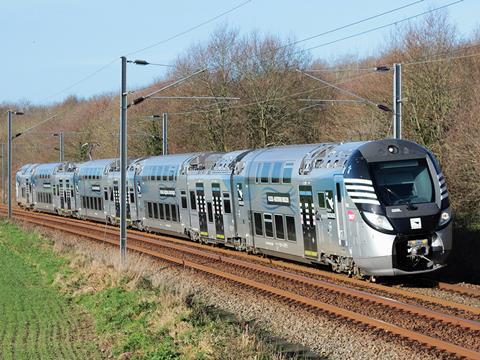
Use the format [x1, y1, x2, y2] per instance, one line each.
[16, 139, 452, 277]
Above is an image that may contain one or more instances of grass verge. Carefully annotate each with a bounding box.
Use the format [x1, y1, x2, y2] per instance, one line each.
[6, 220, 285, 359]
[0, 220, 100, 359]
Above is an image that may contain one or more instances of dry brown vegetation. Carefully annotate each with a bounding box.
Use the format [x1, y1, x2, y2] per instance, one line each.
[2, 12, 480, 221]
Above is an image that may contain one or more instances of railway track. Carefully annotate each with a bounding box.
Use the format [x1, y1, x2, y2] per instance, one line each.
[2, 207, 480, 359]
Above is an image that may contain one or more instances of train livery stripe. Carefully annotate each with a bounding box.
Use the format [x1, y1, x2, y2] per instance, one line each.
[348, 192, 378, 199]
[344, 178, 373, 185]
[351, 198, 380, 205]
[345, 185, 375, 192]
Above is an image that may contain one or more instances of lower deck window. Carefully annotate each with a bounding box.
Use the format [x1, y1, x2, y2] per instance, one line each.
[264, 214, 273, 237]
[286, 216, 296, 241]
[159, 203, 165, 219]
[171, 204, 177, 222]
[165, 204, 171, 221]
[275, 215, 285, 239]
[254, 212, 263, 236]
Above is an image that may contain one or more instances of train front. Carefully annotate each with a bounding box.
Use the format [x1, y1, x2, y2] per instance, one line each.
[344, 139, 452, 276]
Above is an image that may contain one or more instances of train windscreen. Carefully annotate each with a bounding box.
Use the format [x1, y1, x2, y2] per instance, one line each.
[370, 159, 434, 206]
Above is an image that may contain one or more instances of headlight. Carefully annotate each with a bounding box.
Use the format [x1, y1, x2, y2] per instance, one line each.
[438, 207, 451, 227]
[363, 211, 393, 231]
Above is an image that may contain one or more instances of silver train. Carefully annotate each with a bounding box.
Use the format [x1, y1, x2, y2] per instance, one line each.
[16, 139, 452, 277]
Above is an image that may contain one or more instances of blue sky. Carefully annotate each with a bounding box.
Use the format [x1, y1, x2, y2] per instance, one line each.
[1, 0, 478, 105]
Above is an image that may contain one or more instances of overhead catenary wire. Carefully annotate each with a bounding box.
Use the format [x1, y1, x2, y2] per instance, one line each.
[36, 0, 252, 105]
[301, 0, 464, 53]
[171, 70, 379, 116]
[280, 0, 425, 50]
[12, 114, 58, 139]
[296, 69, 391, 112]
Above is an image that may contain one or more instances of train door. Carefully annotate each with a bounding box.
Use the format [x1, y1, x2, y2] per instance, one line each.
[334, 175, 347, 247]
[66, 179, 72, 210]
[196, 183, 208, 236]
[299, 185, 318, 259]
[212, 183, 224, 240]
[26, 179, 31, 204]
[59, 179, 65, 210]
[113, 181, 120, 218]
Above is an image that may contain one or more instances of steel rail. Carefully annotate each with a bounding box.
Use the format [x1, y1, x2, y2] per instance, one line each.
[437, 282, 480, 299]
[4, 210, 480, 360]
[3, 206, 480, 317]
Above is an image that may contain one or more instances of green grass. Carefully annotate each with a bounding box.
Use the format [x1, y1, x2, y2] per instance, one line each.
[0, 221, 100, 359]
[0, 221, 281, 359]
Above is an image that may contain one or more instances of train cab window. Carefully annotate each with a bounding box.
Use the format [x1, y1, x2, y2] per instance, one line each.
[272, 162, 282, 183]
[207, 202, 213, 223]
[171, 204, 177, 222]
[254, 212, 263, 236]
[165, 204, 171, 221]
[147, 202, 153, 218]
[286, 216, 296, 241]
[261, 163, 271, 183]
[275, 215, 285, 239]
[264, 214, 273, 237]
[181, 196, 187, 209]
[153, 202, 159, 219]
[190, 191, 196, 210]
[282, 164, 293, 184]
[159, 203, 165, 219]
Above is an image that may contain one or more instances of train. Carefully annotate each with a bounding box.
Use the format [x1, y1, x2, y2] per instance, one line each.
[16, 139, 452, 278]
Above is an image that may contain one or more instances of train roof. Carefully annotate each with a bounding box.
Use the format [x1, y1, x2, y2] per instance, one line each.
[76, 158, 117, 170]
[33, 162, 64, 174]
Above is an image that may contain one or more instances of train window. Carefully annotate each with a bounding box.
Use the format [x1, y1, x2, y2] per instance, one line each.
[190, 191, 196, 210]
[130, 191, 135, 204]
[318, 192, 326, 208]
[223, 198, 231, 214]
[153, 202, 159, 219]
[261, 163, 271, 183]
[264, 214, 273, 237]
[275, 215, 285, 239]
[272, 162, 282, 183]
[181, 196, 187, 209]
[110, 189, 114, 201]
[254, 212, 263, 236]
[104, 190, 108, 201]
[171, 204, 177, 222]
[165, 204, 171, 221]
[286, 216, 296, 241]
[159, 203, 165, 220]
[282, 166, 293, 184]
[147, 202, 153, 218]
[255, 164, 262, 183]
[207, 202, 213, 223]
